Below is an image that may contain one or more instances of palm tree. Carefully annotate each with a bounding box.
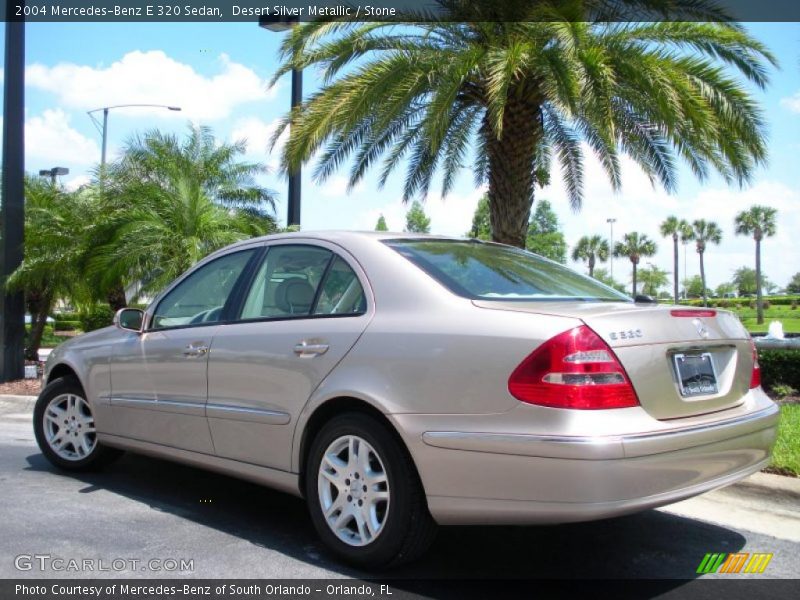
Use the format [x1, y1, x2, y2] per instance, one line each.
[571, 235, 609, 278]
[660, 216, 691, 304]
[735, 205, 777, 324]
[691, 219, 723, 307]
[7, 177, 92, 360]
[271, 1, 775, 248]
[89, 125, 277, 299]
[613, 232, 657, 297]
[638, 264, 670, 297]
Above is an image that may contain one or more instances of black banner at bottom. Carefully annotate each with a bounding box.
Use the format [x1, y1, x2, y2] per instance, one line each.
[3, 579, 800, 600]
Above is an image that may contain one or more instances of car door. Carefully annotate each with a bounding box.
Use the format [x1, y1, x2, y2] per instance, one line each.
[206, 242, 372, 470]
[109, 247, 260, 452]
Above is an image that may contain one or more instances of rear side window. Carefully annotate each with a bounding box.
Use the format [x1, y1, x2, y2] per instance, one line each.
[314, 256, 366, 316]
[385, 240, 630, 302]
[241, 245, 332, 319]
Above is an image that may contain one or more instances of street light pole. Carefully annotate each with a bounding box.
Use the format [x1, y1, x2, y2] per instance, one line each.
[101, 108, 109, 166]
[259, 16, 303, 227]
[0, 6, 26, 382]
[87, 104, 182, 166]
[606, 218, 617, 281]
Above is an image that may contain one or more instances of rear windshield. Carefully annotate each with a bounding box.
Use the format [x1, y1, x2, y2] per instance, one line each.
[385, 240, 631, 302]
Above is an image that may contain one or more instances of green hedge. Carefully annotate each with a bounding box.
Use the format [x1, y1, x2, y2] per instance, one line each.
[79, 304, 115, 332]
[678, 296, 798, 307]
[53, 319, 80, 331]
[758, 349, 800, 391]
[53, 311, 80, 321]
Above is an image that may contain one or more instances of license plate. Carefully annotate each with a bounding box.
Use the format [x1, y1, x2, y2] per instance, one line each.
[673, 352, 718, 397]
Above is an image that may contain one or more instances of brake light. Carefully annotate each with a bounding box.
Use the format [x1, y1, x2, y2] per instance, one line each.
[508, 326, 640, 409]
[749, 339, 761, 389]
[671, 309, 717, 318]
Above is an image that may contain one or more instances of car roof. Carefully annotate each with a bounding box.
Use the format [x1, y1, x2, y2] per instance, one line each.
[222, 230, 470, 252]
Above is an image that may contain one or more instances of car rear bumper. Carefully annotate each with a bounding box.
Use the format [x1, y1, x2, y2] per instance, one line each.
[393, 400, 779, 526]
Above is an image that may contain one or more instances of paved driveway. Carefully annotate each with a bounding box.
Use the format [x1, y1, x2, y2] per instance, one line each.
[1, 397, 798, 586]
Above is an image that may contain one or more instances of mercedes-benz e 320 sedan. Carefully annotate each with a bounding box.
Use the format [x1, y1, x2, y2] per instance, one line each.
[35, 232, 778, 567]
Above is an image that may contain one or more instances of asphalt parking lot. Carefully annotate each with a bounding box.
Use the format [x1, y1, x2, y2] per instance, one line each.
[1, 396, 798, 587]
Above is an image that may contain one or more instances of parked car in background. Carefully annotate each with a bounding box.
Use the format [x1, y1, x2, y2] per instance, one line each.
[34, 232, 779, 567]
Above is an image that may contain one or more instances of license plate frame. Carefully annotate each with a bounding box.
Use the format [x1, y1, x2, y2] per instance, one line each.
[673, 352, 718, 397]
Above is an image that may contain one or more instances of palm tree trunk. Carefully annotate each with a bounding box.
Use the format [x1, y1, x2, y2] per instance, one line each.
[699, 251, 708, 307]
[755, 238, 763, 325]
[632, 261, 638, 297]
[588, 255, 595, 278]
[106, 282, 127, 313]
[672, 233, 679, 305]
[484, 99, 541, 248]
[27, 292, 53, 362]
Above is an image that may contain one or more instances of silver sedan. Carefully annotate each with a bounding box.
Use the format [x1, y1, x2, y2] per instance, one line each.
[34, 232, 778, 567]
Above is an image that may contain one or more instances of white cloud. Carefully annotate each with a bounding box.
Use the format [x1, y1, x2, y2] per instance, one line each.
[25, 109, 100, 167]
[780, 92, 800, 113]
[229, 116, 287, 170]
[26, 51, 276, 121]
[64, 175, 91, 191]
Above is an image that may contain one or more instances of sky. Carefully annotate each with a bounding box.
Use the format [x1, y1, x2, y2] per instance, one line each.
[2, 20, 799, 290]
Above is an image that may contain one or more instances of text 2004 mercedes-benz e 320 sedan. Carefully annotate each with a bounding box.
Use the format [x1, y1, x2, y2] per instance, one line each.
[35, 232, 778, 567]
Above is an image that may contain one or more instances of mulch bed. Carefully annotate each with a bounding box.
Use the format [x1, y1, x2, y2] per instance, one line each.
[0, 378, 42, 396]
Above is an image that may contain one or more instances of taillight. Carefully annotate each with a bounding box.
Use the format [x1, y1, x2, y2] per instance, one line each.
[749, 339, 761, 389]
[508, 325, 640, 409]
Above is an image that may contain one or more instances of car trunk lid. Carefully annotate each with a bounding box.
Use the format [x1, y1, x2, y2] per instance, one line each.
[473, 301, 753, 419]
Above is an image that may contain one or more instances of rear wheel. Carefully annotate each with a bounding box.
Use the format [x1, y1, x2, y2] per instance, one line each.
[306, 413, 436, 568]
[33, 377, 122, 471]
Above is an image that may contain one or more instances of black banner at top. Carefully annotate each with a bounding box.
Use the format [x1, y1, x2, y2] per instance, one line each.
[4, 0, 800, 23]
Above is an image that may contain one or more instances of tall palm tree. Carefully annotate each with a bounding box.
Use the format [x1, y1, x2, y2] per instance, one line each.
[89, 125, 277, 299]
[613, 232, 657, 297]
[271, 1, 775, 248]
[7, 177, 92, 360]
[571, 235, 609, 278]
[735, 205, 777, 324]
[691, 219, 723, 307]
[660, 216, 691, 304]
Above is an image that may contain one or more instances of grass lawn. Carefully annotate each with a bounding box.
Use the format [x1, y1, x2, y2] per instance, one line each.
[26, 325, 74, 350]
[769, 404, 800, 477]
[723, 307, 800, 334]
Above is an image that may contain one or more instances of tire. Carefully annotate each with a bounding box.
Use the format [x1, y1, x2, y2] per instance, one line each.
[33, 376, 123, 471]
[306, 412, 437, 569]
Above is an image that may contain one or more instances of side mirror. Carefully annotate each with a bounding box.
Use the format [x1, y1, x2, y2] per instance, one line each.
[114, 308, 144, 332]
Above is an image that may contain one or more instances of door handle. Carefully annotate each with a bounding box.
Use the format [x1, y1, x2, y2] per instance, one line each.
[183, 343, 209, 357]
[293, 340, 329, 357]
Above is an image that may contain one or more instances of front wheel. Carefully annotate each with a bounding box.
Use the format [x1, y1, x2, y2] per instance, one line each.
[306, 413, 437, 569]
[33, 377, 122, 471]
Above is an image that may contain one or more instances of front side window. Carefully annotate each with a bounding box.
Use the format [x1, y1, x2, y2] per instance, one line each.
[385, 240, 630, 302]
[151, 249, 255, 329]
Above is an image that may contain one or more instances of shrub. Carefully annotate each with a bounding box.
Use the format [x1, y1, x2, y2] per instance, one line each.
[792, 300, 797, 310]
[771, 384, 797, 399]
[762, 300, 771, 310]
[758, 349, 800, 391]
[53, 320, 80, 331]
[53, 311, 80, 321]
[79, 304, 114, 332]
